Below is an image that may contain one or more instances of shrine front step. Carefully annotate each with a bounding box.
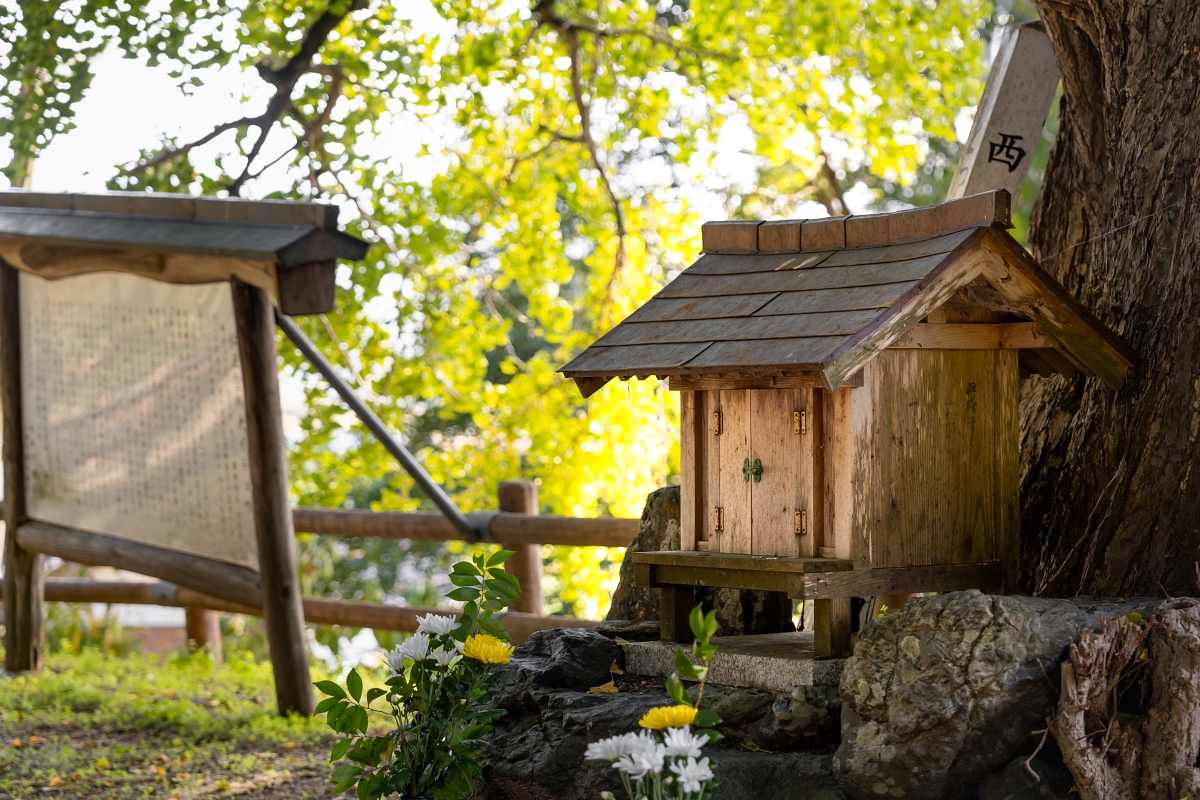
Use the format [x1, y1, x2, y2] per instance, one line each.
[621, 631, 847, 691]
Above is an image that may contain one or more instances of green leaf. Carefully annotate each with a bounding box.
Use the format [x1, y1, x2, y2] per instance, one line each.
[315, 680, 346, 699]
[331, 764, 361, 782]
[666, 674, 690, 706]
[452, 561, 481, 576]
[366, 687, 387, 704]
[346, 669, 363, 702]
[674, 648, 700, 680]
[447, 587, 481, 602]
[486, 549, 516, 567]
[689, 604, 706, 641]
[330, 738, 353, 762]
[693, 708, 722, 727]
[704, 610, 719, 640]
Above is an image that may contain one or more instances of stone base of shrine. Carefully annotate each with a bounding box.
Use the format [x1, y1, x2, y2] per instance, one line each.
[621, 631, 847, 691]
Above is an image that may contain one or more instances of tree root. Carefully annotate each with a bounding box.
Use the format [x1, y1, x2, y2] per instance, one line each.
[1049, 601, 1200, 800]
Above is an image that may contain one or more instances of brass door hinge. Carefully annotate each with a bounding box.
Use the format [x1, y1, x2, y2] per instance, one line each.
[713, 507, 724, 532]
[793, 410, 806, 434]
[712, 410, 722, 435]
[795, 510, 807, 535]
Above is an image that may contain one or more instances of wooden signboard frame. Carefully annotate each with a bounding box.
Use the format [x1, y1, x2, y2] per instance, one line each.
[0, 192, 368, 716]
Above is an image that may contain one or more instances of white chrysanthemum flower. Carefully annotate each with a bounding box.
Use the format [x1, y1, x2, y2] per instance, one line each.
[670, 756, 713, 793]
[661, 726, 706, 758]
[614, 734, 664, 779]
[584, 733, 640, 762]
[416, 613, 459, 636]
[398, 632, 430, 663]
[429, 647, 457, 668]
[384, 646, 406, 676]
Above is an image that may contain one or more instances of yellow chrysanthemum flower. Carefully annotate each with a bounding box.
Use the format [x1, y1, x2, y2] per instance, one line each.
[639, 705, 698, 730]
[462, 633, 514, 664]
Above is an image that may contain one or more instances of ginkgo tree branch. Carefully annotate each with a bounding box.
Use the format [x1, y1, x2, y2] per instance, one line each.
[533, 0, 628, 321]
[120, 0, 365, 195]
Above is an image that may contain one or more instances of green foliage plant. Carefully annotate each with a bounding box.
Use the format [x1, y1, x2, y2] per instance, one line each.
[315, 550, 520, 799]
[587, 604, 721, 800]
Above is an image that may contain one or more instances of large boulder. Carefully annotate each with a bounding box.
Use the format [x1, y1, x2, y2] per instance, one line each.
[832, 590, 1162, 800]
[607, 486, 794, 635]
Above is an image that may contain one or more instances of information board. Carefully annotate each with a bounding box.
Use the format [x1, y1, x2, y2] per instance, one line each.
[19, 271, 259, 570]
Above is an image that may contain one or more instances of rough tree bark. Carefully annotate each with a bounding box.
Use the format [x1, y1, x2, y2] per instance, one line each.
[1049, 602, 1200, 800]
[1021, 0, 1200, 596]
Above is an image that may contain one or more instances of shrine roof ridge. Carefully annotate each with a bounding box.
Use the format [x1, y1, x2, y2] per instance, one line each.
[699, 189, 1011, 255]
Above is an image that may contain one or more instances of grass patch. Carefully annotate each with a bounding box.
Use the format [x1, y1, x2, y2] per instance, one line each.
[0, 648, 340, 799]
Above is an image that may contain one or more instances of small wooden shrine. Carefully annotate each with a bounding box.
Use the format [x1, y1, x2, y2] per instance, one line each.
[561, 189, 1137, 657]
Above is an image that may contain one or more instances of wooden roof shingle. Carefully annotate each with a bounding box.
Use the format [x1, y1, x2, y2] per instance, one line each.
[561, 190, 1139, 396]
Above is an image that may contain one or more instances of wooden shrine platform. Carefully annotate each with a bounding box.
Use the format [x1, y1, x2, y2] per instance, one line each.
[632, 550, 1002, 656]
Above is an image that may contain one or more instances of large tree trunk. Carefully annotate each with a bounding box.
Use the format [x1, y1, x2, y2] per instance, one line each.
[1021, 0, 1200, 596]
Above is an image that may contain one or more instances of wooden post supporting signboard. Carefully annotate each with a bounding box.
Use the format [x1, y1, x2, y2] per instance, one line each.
[1, 259, 43, 673]
[232, 279, 313, 716]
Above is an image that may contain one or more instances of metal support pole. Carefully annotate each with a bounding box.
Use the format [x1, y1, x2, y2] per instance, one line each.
[274, 309, 493, 543]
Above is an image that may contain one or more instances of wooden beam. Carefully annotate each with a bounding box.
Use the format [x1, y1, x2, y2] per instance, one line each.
[498, 481, 544, 615]
[9, 579, 598, 646]
[231, 279, 313, 717]
[802, 563, 1003, 599]
[291, 507, 639, 548]
[644, 563, 803, 596]
[1, 258, 43, 673]
[887, 322, 1050, 350]
[574, 376, 612, 398]
[16, 521, 263, 608]
[668, 371, 863, 392]
[631, 550, 852, 574]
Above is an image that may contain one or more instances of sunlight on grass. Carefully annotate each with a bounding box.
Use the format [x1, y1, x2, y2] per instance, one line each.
[0, 647, 337, 799]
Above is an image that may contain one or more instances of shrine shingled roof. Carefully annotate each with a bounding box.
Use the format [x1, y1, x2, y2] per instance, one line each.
[560, 190, 1138, 396]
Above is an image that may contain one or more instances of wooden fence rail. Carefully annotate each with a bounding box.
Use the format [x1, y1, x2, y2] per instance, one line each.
[1, 578, 599, 645]
[291, 507, 640, 548]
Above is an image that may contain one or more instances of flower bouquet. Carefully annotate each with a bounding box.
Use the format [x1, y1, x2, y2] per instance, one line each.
[316, 550, 520, 799]
[586, 605, 722, 800]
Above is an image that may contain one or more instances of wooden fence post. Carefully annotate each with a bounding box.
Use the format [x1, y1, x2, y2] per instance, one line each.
[497, 481, 543, 615]
[185, 607, 223, 663]
[231, 279, 313, 717]
[1, 259, 43, 673]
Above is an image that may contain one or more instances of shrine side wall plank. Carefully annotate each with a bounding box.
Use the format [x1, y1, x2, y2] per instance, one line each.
[698, 391, 720, 548]
[853, 349, 998, 569]
[679, 390, 697, 552]
[994, 350, 1020, 590]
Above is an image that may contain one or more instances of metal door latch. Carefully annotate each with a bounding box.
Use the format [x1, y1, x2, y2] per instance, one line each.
[742, 458, 762, 483]
[712, 411, 722, 435]
[794, 410, 806, 434]
[795, 510, 807, 535]
[713, 507, 724, 532]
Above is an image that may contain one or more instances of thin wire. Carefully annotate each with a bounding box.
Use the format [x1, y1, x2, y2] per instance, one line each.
[1037, 199, 1187, 264]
